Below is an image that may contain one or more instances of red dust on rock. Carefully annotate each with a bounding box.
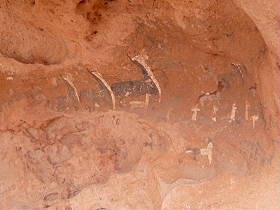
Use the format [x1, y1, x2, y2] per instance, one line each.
[0, 0, 279, 209]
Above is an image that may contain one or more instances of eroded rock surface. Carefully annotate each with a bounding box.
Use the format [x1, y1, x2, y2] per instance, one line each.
[0, 0, 279, 209]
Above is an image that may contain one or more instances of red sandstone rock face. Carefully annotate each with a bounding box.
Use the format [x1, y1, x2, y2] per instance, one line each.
[0, 10, 68, 65]
[0, 0, 279, 209]
[232, 0, 280, 140]
[1, 110, 274, 209]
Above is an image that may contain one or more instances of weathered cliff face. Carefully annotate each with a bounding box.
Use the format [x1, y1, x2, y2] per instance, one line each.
[0, 0, 278, 139]
[234, 0, 279, 59]
[167, 0, 280, 139]
[233, 0, 280, 140]
[0, 0, 279, 209]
